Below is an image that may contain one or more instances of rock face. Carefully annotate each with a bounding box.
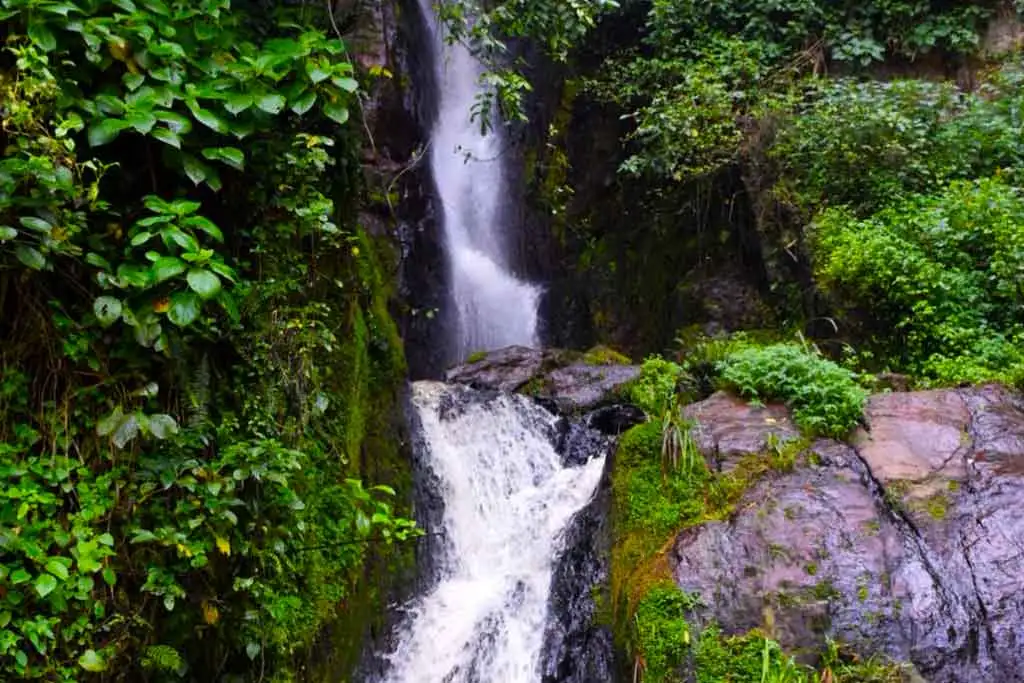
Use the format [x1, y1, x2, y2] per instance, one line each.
[445, 345, 640, 413]
[671, 386, 1024, 682]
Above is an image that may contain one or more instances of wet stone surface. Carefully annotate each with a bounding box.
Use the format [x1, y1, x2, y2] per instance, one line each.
[670, 386, 1024, 683]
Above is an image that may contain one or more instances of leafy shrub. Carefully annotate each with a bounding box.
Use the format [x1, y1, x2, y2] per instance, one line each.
[718, 343, 867, 437]
[771, 74, 1024, 215]
[629, 356, 685, 416]
[811, 178, 1024, 386]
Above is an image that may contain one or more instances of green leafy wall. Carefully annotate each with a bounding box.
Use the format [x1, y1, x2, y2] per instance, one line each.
[0, 1, 416, 680]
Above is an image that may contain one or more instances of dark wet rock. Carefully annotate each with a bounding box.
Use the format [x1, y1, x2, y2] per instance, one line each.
[683, 391, 799, 469]
[542, 457, 616, 683]
[669, 387, 1024, 682]
[446, 346, 640, 413]
[584, 404, 646, 436]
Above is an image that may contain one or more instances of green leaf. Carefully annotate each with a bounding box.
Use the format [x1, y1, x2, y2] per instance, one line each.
[201, 147, 245, 171]
[15, 245, 47, 270]
[186, 269, 221, 299]
[96, 407, 124, 437]
[333, 76, 359, 93]
[187, 103, 228, 133]
[112, 414, 140, 448]
[89, 118, 129, 147]
[102, 567, 117, 586]
[45, 560, 69, 581]
[127, 112, 157, 134]
[78, 649, 108, 673]
[0, 226, 16, 241]
[148, 413, 178, 439]
[246, 642, 260, 661]
[182, 216, 224, 241]
[27, 20, 57, 52]
[151, 256, 186, 283]
[323, 101, 349, 125]
[11, 569, 31, 585]
[34, 573, 57, 598]
[256, 94, 286, 114]
[124, 72, 145, 90]
[167, 291, 201, 326]
[290, 90, 317, 116]
[93, 296, 123, 327]
[224, 93, 254, 115]
[182, 155, 210, 186]
[151, 127, 181, 148]
[19, 216, 52, 233]
[306, 61, 330, 84]
[155, 110, 192, 134]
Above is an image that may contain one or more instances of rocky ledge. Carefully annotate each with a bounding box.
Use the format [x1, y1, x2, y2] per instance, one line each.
[673, 385, 1024, 682]
[445, 345, 641, 414]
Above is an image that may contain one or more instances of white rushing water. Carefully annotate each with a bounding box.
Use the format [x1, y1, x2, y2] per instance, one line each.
[381, 382, 606, 683]
[420, 0, 541, 358]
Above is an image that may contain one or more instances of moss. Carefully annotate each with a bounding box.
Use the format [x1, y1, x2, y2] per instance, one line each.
[582, 344, 632, 366]
[923, 492, 949, 521]
[465, 350, 488, 364]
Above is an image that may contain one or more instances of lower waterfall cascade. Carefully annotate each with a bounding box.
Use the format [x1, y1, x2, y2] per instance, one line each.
[376, 383, 607, 683]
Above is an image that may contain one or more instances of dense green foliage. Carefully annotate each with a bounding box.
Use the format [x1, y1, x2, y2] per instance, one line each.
[718, 343, 867, 437]
[0, 1, 415, 680]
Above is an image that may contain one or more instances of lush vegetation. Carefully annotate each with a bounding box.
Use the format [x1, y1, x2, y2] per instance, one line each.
[0, 1, 416, 680]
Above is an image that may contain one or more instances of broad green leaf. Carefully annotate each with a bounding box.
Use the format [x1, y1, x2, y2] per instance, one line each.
[117, 263, 153, 288]
[224, 93, 254, 115]
[201, 147, 245, 171]
[333, 76, 359, 93]
[148, 413, 178, 439]
[127, 112, 157, 134]
[246, 643, 260, 661]
[28, 21, 57, 52]
[124, 72, 145, 90]
[45, 559, 69, 581]
[182, 215, 224, 241]
[182, 154, 209, 186]
[88, 118, 129, 147]
[112, 414, 140, 448]
[130, 231, 154, 246]
[161, 226, 200, 252]
[96, 407, 123, 437]
[256, 94, 286, 114]
[15, 245, 47, 270]
[0, 611, 10, 628]
[168, 199, 201, 215]
[19, 216, 52, 233]
[150, 127, 181, 148]
[93, 296, 122, 327]
[155, 110, 192, 134]
[290, 90, 317, 116]
[323, 101, 349, 125]
[151, 256, 186, 283]
[187, 103, 228, 133]
[186, 269, 221, 299]
[40, 2, 81, 15]
[78, 649, 108, 673]
[306, 61, 330, 83]
[102, 567, 117, 586]
[0, 226, 16, 240]
[11, 569, 31, 585]
[208, 260, 237, 282]
[34, 573, 57, 598]
[167, 291, 201, 326]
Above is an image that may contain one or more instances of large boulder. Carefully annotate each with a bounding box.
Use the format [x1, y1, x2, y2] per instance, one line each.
[445, 346, 640, 413]
[669, 386, 1024, 682]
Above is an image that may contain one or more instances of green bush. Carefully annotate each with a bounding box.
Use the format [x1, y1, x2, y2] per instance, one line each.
[771, 74, 1024, 215]
[718, 343, 867, 437]
[629, 356, 685, 416]
[810, 177, 1024, 386]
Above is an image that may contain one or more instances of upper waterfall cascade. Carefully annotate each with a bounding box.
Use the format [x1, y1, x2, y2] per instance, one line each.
[420, 0, 541, 359]
[378, 382, 606, 683]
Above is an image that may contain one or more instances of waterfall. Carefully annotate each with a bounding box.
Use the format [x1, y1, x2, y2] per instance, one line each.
[379, 383, 606, 683]
[420, 0, 541, 359]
